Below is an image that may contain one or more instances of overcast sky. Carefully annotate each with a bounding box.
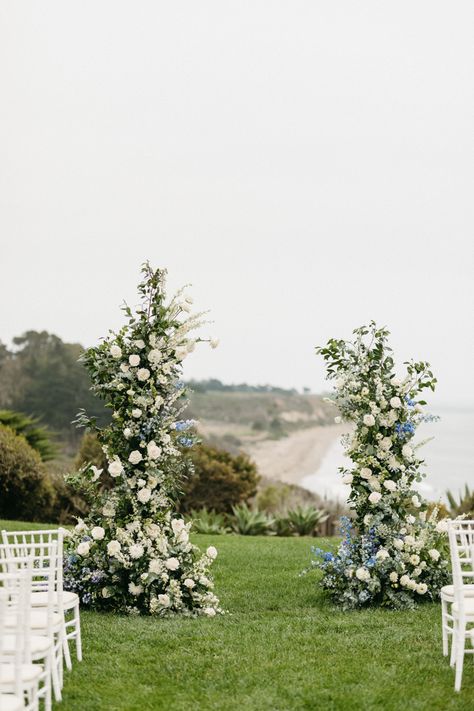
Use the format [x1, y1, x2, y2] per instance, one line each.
[0, 1, 473, 405]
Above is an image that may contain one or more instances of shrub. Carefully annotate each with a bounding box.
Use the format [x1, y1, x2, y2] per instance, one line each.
[285, 505, 328, 536]
[188, 509, 229, 535]
[230, 504, 274, 536]
[180, 443, 259, 514]
[0, 410, 57, 461]
[0, 424, 56, 521]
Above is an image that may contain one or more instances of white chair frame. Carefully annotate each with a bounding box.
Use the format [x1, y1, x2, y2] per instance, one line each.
[447, 520, 474, 691]
[0, 542, 63, 708]
[0, 561, 41, 711]
[1, 528, 82, 669]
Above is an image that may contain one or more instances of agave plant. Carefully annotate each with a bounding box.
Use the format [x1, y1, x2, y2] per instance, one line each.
[230, 504, 274, 536]
[188, 509, 229, 535]
[286, 505, 328, 536]
[446, 484, 474, 517]
[273, 514, 294, 537]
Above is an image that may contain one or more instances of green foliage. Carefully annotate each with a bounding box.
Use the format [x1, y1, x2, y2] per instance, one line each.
[0, 409, 57, 461]
[0, 331, 110, 443]
[74, 431, 108, 470]
[285, 505, 328, 536]
[180, 443, 260, 514]
[446, 484, 474, 517]
[188, 509, 229, 535]
[0, 424, 55, 521]
[230, 504, 274, 536]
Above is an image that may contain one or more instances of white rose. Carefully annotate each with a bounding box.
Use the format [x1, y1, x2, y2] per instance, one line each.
[390, 377, 402, 387]
[411, 495, 421, 508]
[414, 404, 424, 413]
[149, 560, 161, 574]
[383, 480, 397, 492]
[102, 587, 112, 598]
[356, 567, 370, 581]
[107, 540, 121, 556]
[137, 368, 150, 382]
[406, 515, 416, 524]
[390, 397, 402, 409]
[436, 519, 449, 533]
[369, 477, 381, 492]
[75, 519, 87, 533]
[363, 414, 375, 427]
[334, 416, 342, 424]
[171, 519, 186, 535]
[158, 594, 170, 607]
[108, 458, 124, 477]
[128, 450, 143, 465]
[400, 575, 410, 587]
[206, 546, 218, 560]
[407, 579, 417, 591]
[376, 549, 389, 561]
[393, 539, 404, 550]
[91, 526, 105, 541]
[175, 347, 187, 361]
[128, 582, 143, 596]
[368, 491, 382, 504]
[389, 572, 398, 583]
[124, 428, 132, 439]
[380, 437, 392, 451]
[429, 549, 441, 561]
[148, 349, 162, 366]
[360, 468, 372, 479]
[183, 578, 195, 589]
[203, 607, 216, 616]
[134, 340, 146, 349]
[147, 441, 161, 460]
[102, 502, 116, 517]
[165, 557, 180, 571]
[137, 487, 151, 504]
[129, 354, 140, 367]
[129, 544, 144, 559]
[77, 541, 90, 556]
[110, 344, 122, 359]
[132, 408, 142, 418]
[402, 444, 413, 459]
[342, 473, 353, 485]
[416, 583, 428, 595]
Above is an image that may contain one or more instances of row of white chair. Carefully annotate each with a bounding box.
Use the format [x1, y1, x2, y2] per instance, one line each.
[0, 529, 82, 710]
[442, 520, 474, 692]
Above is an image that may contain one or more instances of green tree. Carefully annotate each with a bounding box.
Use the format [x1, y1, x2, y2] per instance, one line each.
[0, 410, 57, 461]
[0, 424, 56, 521]
[180, 443, 260, 514]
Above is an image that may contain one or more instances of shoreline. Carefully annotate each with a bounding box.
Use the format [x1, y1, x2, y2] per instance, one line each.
[246, 423, 347, 487]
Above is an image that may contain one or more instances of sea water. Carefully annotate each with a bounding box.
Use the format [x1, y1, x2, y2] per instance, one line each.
[301, 407, 474, 505]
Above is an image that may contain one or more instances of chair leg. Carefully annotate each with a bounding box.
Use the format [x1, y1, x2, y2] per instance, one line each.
[44, 652, 52, 711]
[454, 622, 465, 692]
[51, 641, 62, 702]
[63, 621, 73, 671]
[450, 620, 457, 668]
[74, 601, 83, 662]
[441, 599, 449, 656]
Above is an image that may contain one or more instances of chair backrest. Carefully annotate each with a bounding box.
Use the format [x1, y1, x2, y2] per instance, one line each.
[1, 529, 65, 610]
[0, 542, 58, 636]
[448, 520, 474, 614]
[0, 558, 34, 692]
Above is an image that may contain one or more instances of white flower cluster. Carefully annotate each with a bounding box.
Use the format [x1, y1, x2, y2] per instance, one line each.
[64, 264, 221, 617]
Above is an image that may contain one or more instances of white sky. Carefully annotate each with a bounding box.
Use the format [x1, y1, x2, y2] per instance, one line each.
[0, 1, 473, 405]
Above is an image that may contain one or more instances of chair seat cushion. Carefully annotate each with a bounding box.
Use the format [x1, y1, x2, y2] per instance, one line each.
[0, 663, 42, 684]
[5, 610, 62, 630]
[0, 694, 24, 711]
[441, 584, 474, 599]
[2, 634, 52, 656]
[30, 590, 79, 608]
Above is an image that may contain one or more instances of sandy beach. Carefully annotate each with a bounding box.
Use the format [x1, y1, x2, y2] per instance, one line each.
[247, 423, 346, 487]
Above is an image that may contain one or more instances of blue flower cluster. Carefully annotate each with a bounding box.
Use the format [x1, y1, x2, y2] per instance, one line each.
[174, 420, 194, 432]
[178, 436, 194, 447]
[395, 421, 415, 438]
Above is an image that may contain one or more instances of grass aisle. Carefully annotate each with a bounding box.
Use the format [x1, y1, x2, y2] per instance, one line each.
[1, 523, 472, 710]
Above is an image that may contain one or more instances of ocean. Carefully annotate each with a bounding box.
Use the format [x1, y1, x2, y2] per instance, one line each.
[301, 407, 474, 506]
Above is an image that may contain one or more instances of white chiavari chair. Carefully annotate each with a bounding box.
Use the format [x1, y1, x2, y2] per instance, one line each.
[0, 543, 62, 708]
[1, 529, 82, 670]
[447, 520, 474, 691]
[0, 561, 42, 711]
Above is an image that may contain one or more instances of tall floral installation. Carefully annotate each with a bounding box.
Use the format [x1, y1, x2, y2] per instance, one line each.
[64, 263, 221, 617]
[309, 322, 449, 610]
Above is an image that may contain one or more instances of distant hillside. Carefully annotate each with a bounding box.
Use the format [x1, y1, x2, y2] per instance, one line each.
[185, 383, 336, 454]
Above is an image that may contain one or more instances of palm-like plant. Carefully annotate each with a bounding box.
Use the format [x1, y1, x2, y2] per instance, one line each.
[446, 484, 474, 517]
[188, 509, 229, 535]
[0, 409, 57, 461]
[230, 503, 274, 536]
[286, 505, 328, 536]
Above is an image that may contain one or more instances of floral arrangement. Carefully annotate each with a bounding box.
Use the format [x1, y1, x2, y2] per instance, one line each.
[308, 322, 449, 610]
[64, 263, 221, 617]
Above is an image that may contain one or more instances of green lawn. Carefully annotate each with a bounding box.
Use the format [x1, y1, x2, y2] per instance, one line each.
[1, 521, 472, 710]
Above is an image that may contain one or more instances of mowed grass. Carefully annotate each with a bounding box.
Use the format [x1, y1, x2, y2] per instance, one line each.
[1, 521, 473, 710]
